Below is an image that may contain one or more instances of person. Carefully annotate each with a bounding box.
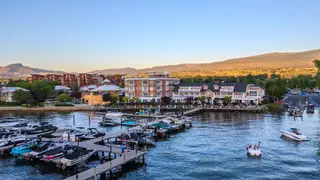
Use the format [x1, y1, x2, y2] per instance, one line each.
[121, 144, 125, 153]
[254, 145, 257, 150]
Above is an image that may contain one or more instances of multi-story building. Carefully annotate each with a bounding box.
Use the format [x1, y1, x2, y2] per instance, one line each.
[172, 82, 265, 104]
[45, 74, 63, 82]
[77, 73, 93, 87]
[62, 74, 77, 87]
[106, 74, 125, 86]
[93, 75, 105, 85]
[125, 72, 180, 102]
[30, 74, 45, 81]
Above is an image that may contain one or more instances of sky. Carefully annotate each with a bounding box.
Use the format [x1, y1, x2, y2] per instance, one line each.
[0, 0, 319, 72]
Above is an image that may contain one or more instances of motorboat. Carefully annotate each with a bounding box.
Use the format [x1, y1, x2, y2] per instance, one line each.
[119, 119, 138, 127]
[281, 128, 309, 141]
[83, 128, 105, 140]
[40, 144, 73, 162]
[61, 128, 87, 142]
[287, 108, 294, 116]
[246, 143, 261, 156]
[99, 118, 118, 127]
[105, 111, 123, 118]
[306, 104, 315, 114]
[29, 141, 68, 159]
[20, 122, 58, 135]
[152, 121, 179, 132]
[11, 139, 44, 156]
[60, 146, 94, 170]
[0, 133, 28, 147]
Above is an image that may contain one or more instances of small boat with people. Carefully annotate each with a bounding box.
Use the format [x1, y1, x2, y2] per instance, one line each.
[246, 142, 262, 157]
[280, 128, 309, 141]
[99, 117, 118, 127]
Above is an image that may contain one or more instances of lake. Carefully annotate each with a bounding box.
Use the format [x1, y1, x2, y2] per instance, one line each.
[0, 111, 319, 180]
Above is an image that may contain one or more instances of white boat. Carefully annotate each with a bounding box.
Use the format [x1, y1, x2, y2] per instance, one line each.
[105, 112, 123, 118]
[0, 134, 27, 147]
[62, 128, 87, 142]
[281, 128, 309, 141]
[99, 118, 118, 127]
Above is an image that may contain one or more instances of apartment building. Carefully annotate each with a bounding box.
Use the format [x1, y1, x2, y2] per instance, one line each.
[45, 74, 63, 82]
[106, 74, 125, 86]
[172, 82, 265, 104]
[30, 74, 45, 81]
[62, 74, 76, 87]
[77, 73, 94, 87]
[125, 72, 180, 102]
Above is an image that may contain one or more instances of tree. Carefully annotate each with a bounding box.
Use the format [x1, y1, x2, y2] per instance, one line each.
[132, 97, 140, 104]
[122, 96, 130, 103]
[12, 90, 32, 104]
[313, 59, 320, 74]
[224, 95, 232, 104]
[102, 93, 119, 103]
[198, 96, 206, 106]
[56, 93, 72, 103]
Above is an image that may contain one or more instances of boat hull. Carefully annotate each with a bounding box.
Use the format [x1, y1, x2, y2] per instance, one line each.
[280, 130, 309, 141]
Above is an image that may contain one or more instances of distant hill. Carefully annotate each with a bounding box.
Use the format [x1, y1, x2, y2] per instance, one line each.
[0, 63, 65, 78]
[1, 49, 320, 78]
[88, 49, 320, 75]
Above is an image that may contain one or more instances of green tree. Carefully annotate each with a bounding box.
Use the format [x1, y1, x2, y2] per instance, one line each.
[122, 96, 130, 103]
[313, 59, 320, 74]
[198, 96, 206, 106]
[56, 93, 72, 103]
[102, 93, 119, 103]
[12, 90, 32, 104]
[132, 97, 140, 104]
[224, 95, 232, 104]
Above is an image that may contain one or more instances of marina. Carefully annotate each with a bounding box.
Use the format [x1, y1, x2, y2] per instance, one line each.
[0, 110, 319, 179]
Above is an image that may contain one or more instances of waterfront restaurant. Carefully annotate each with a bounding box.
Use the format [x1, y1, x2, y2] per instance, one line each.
[172, 82, 265, 105]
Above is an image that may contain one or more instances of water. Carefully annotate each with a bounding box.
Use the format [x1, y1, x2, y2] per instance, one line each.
[0, 111, 320, 180]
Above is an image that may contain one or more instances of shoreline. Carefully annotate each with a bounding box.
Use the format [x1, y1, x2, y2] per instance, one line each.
[0, 106, 103, 112]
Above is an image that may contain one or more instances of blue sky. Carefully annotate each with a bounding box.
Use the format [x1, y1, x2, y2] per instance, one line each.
[0, 0, 319, 72]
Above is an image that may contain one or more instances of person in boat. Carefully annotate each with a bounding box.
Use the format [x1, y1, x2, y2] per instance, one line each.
[121, 144, 125, 153]
[254, 145, 257, 150]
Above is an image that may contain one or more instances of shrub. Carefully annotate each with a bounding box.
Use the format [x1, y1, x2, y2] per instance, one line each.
[265, 103, 281, 113]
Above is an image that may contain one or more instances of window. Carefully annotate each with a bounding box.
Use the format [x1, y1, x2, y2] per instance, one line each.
[249, 91, 258, 96]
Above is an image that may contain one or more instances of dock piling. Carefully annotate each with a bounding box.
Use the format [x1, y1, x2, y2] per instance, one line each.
[89, 116, 91, 127]
[73, 115, 75, 126]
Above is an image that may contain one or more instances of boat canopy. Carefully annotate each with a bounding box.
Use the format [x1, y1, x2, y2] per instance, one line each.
[290, 128, 299, 131]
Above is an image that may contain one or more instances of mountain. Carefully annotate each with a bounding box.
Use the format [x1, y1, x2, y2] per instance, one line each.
[0, 63, 65, 78]
[1, 49, 320, 78]
[88, 49, 320, 75]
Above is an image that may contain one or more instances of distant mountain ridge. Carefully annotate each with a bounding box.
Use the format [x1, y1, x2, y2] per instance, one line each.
[0, 63, 65, 78]
[1, 49, 320, 78]
[89, 49, 320, 75]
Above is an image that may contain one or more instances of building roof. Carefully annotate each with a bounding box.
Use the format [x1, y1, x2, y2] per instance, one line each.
[54, 86, 71, 91]
[172, 82, 248, 93]
[101, 79, 110, 84]
[87, 85, 97, 89]
[90, 85, 120, 92]
[1, 87, 29, 93]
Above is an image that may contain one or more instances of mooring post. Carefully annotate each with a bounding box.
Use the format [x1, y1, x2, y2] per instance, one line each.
[73, 115, 75, 126]
[89, 116, 91, 126]
[142, 154, 145, 164]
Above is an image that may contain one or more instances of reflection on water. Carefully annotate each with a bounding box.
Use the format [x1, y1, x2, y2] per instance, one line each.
[0, 111, 320, 179]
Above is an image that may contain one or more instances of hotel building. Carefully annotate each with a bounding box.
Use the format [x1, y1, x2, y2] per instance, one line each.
[125, 72, 180, 102]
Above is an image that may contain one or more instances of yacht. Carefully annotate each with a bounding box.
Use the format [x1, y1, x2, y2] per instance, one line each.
[105, 111, 123, 118]
[99, 118, 118, 127]
[281, 128, 309, 141]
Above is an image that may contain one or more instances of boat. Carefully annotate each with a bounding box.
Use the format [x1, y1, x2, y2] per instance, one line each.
[83, 128, 105, 140]
[119, 119, 138, 127]
[99, 117, 118, 127]
[246, 142, 261, 156]
[0, 133, 28, 147]
[117, 132, 156, 147]
[40, 144, 73, 162]
[29, 141, 68, 159]
[20, 122, 58, 135]
[11, 139, 44, 156]
[105, 111, 123, 118]
[61, 128, 87, 142]
[306, 104, 315, 114]
[287, 108, 294, 116]
[60, 146, 94, 169]
[280, 128, 309, 141]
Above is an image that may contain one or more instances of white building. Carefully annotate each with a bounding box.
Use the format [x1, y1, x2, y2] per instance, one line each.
[172, 82, 265, 104]
[0, 87, 29, 102]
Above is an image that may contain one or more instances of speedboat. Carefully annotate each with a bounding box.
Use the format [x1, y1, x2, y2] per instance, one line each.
[246, 143, 262, 156]
[0, 133, 28, 147]
[105, 112, 123, 118]
[84, 128, 105, 140]
[117, 132, 156, 147]
[62, 128, 87, 142]
[11, 139, 43, 156]
[119, 119, 138, 127]
[60, 146, 94, 170]
[29, 141, 68, 159]
[20, 122, 58, 135]
[40, 144, 73, 162]
[99, 118, 118, 127]
[281, 128, 309, 141]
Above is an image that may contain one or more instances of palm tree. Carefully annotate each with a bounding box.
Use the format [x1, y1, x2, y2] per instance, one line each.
[132, 97, 139, 104]
[122, 96, 130, 104]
